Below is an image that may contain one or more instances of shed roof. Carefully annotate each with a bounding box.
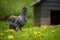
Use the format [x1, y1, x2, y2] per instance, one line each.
[31, 0, 42, 6]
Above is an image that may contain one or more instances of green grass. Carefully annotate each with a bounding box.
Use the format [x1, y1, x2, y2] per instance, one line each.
[0, 21, 8, 32]
[0, 21, 60, 40]
[24, 19, 33, 28]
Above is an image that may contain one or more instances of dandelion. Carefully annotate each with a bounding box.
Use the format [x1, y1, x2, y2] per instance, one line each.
[41, 25, 44, 27]
[34, 31, 37, 34]
[41, 25, 48, 29]
[37, 32, 44, 37]
[7, 29, 14, 32]
[57, 25, 60, 27]
[37, 34, 44, 37]
[0, 33, 4, 36]
[52, 30, 57, 33]
[43, 26, 48, 29]
[38, 32, 42, 35]
[8, 35, 14, 40]
[37, 35, 41, 37]
[22, 34, 28, 37]
[4, 29, 14, 32]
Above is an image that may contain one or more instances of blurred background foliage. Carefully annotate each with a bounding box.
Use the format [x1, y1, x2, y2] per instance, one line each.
[0, 0, 35, 20]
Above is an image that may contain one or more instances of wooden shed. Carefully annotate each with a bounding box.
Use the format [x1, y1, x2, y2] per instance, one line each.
[31, 0, 60, 26]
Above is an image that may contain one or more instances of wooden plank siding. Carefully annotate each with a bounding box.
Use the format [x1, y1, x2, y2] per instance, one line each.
[32, 0, 60, 26]
[40, 0, 60, 25]
[41, 0, 60, 10]
[40, 8, 50, 25]
[34, 3, 41, 26]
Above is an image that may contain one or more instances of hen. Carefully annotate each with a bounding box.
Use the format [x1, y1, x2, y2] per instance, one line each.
[8, 6, 27, 31]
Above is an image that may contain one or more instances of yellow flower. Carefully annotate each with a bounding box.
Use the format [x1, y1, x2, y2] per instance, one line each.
[38, 32, 42, 35]
[57, 25, 60, 27]
[41, 25, 48, 29]
[0, 33, 4, 36]
[8, 35, 14, 39]
[4, 29, 14, 32]
[37, 35, 41, 37]
[52, 30, 57, 32]
[7, 29, 14, 32]
[37, 34, 44, 37]
[38, 32, 44, 36]
[22, 34, 28, 37]
[43, 25, 48, 29]
[41, 25, 44, 27]
[34, 31, 37, 34]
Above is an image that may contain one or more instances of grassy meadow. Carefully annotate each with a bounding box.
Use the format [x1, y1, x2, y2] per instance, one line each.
[0, 0, 60, 40]
[0, 23, 60, 40]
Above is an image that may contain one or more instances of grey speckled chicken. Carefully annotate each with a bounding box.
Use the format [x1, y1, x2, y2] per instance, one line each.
[8, 6, 27, 31]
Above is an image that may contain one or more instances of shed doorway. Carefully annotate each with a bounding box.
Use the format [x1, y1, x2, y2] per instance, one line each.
[51, 10, 60, 25]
